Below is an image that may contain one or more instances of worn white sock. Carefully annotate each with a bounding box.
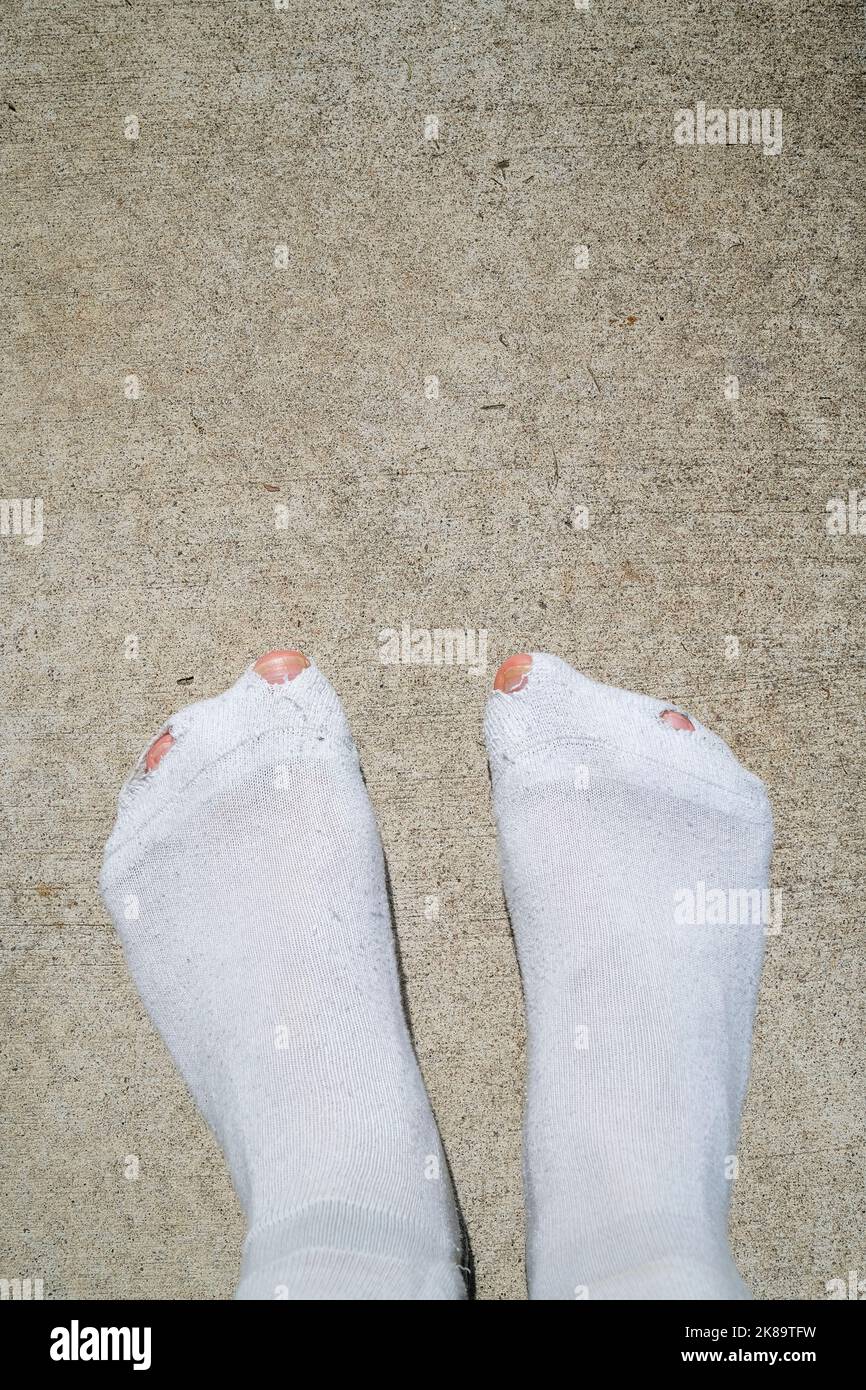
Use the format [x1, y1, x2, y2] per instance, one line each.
[100, 660, 466, 1300]
[485, 653, 773, 1301]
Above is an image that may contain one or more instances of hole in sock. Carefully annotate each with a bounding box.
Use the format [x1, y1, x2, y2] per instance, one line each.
[253, 649, 309, 684]
[145, 730, 175, 771]
[659, 709, 695, 732]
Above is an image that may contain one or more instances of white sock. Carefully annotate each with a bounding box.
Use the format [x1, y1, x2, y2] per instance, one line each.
[100, 660, 466, 1300]
[484, 653, 773, 1301]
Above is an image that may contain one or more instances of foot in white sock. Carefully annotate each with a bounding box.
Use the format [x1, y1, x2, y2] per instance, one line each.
[100, 651, 466, 1300]
[485, 652, 773, 1301]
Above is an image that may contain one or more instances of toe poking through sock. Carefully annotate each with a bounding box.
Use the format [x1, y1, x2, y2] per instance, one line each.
[494, 652, 533, 694]
[145, 731, 175, 772]
[660, 709, 695, 732]
[253, 649, 310, 685]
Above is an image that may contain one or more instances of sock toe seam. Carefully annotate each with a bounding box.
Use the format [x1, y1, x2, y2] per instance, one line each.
[102, 726, 359, 873]
[489, 733, 769, 811]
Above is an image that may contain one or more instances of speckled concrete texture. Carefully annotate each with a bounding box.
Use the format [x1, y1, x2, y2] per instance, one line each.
[1, 1, 863, 1300]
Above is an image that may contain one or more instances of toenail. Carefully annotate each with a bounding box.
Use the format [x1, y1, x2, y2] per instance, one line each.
[253, 649, 310, 685]
[660, 709, 695, 732]
[494, 653, 533, 695]
[145, 731, 175, 771]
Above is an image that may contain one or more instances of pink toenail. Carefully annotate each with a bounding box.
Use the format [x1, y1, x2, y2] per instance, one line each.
[494, 653, 533, 694]
[253, 649, 310, 684]
[145, 731, 175, 771]
[660, 709, 695, 732]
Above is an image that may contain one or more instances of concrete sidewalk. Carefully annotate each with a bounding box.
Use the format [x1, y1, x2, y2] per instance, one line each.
[1, 0, 862, 1299]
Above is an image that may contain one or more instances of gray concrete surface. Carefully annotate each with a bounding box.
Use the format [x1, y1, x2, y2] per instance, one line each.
[1, 0, 863, 1299]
